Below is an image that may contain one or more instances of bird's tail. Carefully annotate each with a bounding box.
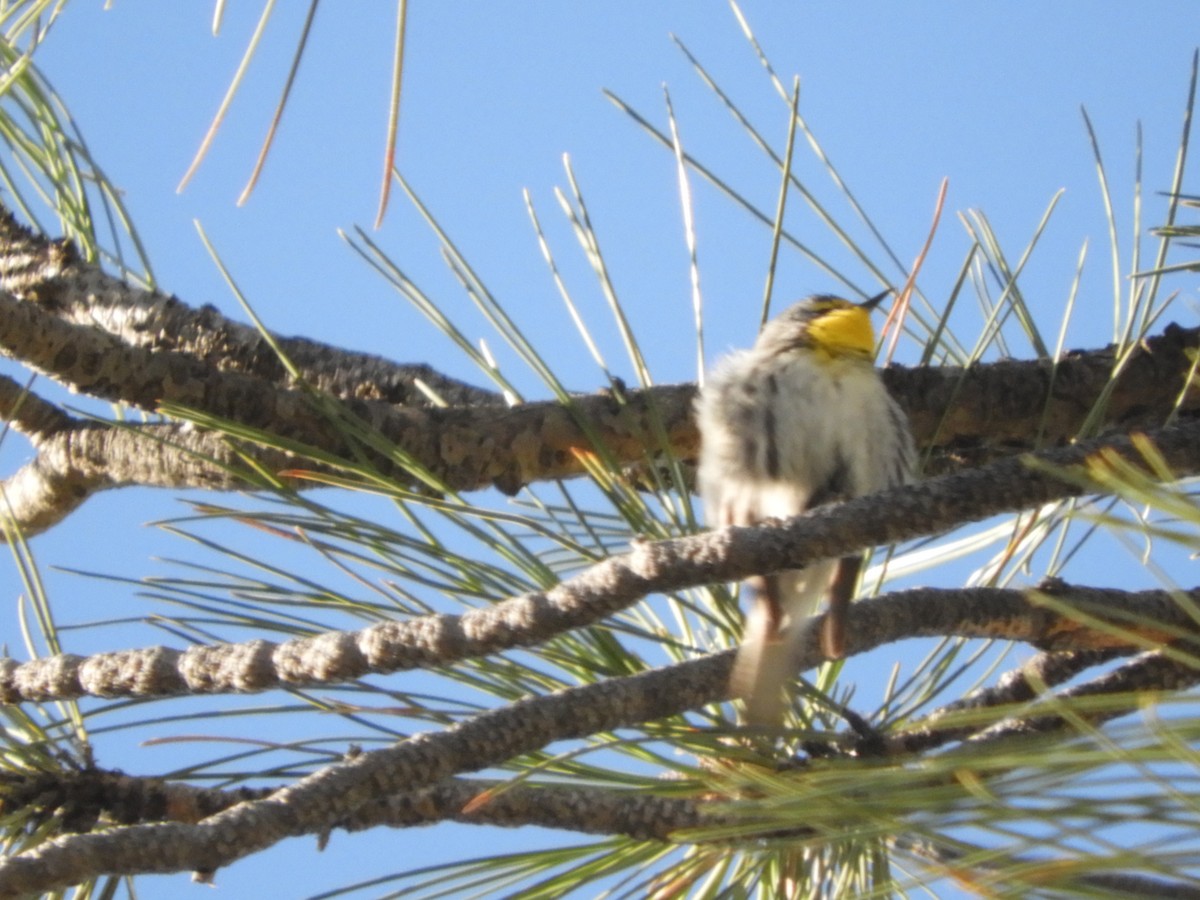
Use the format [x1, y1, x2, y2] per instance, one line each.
[730, 599, 797, 725]
[731, 563, 833, 725]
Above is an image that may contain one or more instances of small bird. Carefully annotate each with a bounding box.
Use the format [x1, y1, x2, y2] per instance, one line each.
[695, 292, 914, 724]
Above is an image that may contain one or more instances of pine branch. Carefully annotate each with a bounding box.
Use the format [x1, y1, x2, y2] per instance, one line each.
[1, 761, 719, 843]
[0, 205, 1198, 517]
[335, 777, 719, 841]
[0, 766, 271, 833]
[885, 648, 1127, 755]
[0, 209, 499, 409]
[0, 581, 1191, 706]
[0, 376, 302, 535]
[962, 650, 1200, 747]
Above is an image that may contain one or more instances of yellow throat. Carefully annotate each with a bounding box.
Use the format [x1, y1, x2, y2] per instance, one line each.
[806, 304, 877, 359]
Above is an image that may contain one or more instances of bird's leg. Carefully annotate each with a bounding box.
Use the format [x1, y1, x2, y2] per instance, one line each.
[821, 554, 863, 659]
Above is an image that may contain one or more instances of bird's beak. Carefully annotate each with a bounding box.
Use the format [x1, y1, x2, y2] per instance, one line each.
[859, 289, 892, 311]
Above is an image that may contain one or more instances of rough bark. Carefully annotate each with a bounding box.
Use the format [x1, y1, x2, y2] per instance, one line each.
[0, 208, 1197, 536]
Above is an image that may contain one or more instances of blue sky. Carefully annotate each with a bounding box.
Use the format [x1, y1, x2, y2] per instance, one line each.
[3, 3, 1199, 897]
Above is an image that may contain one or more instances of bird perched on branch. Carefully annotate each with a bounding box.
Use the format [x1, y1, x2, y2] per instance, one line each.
[695, 292, 914, 724]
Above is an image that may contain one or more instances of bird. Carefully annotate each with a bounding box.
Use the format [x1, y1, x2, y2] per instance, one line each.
[694, 292, 915, 724]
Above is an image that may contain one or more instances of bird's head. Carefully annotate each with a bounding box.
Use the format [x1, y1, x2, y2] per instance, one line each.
[755, 291, 890, 360]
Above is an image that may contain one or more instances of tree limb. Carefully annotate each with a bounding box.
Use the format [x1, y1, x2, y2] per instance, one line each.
[336, 777, 719, 841]
[1, 762, 720, 844]
[0, 209, 501, 409]
[0, 412, 300, 536]
[0, 206, 1198, 508]
[0, 581, 1192, 706]
[884, 648, 1127, 755]
[961, 649, 1200, 747]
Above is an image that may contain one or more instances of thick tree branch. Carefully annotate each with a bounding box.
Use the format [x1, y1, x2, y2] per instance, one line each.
[0, 207, 1198, 508]
[334, 777, 720, 841]
[0, 210, 500, 409]
[10, 649, 1195, 895]
[0, 281, 699, 497]
[962, 649, 1200, 747]
[0, 411, 303, 536]
[885, 648, 1127, 755]
[0, 581, 1191, 707]
[2, 762, 719, 844]
[5, 651, 1193, 888]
